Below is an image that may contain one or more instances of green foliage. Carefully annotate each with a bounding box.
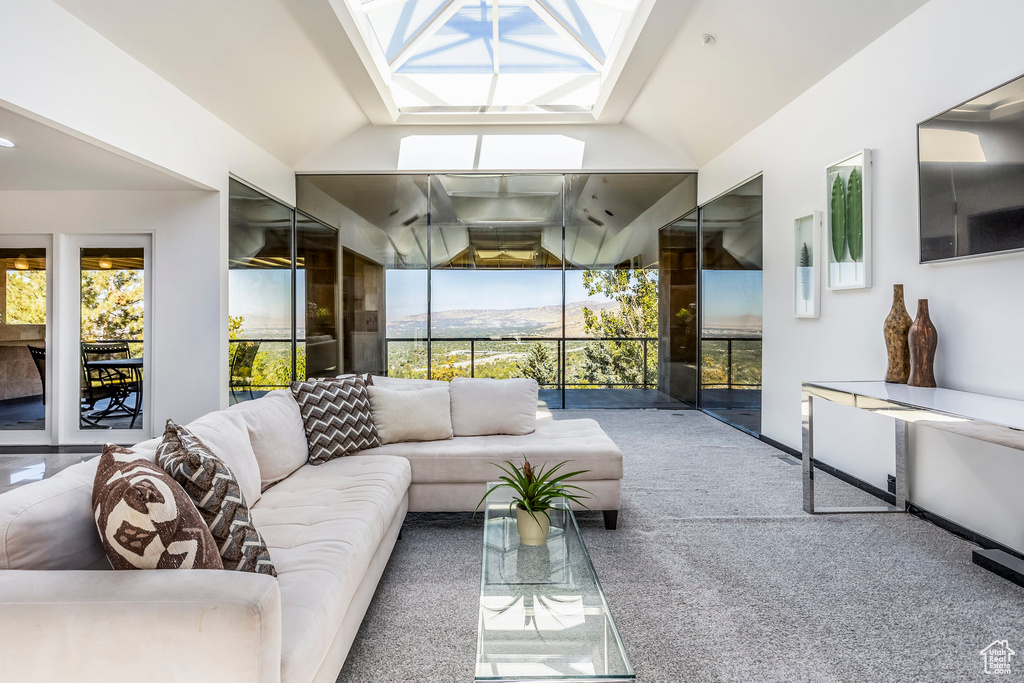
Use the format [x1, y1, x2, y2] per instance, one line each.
[5, 270, 46, 325]
[701, 340, 762, 388]
[228, 315, 245, 340]
[579, 269, 658, 387]
[799, 242, 811, 302]
[846, 166, 863, 262]
[81, 269, 143, 341]
[830, 172, 846, 262]
[249, 345, 306, 388]
[476, 459, 591, 524]
[515, 343, 557, 385]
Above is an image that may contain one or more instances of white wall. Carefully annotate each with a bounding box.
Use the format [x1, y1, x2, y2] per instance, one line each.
[0, 0, 297, 429]
[0, 191, 222, 438]
[699, 0, 1024, 552]
[297, 124, 697, 173]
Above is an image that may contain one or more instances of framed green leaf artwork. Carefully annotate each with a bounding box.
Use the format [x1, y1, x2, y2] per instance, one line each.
[794, 211, 821, 318]
[825, 149, 872, 290]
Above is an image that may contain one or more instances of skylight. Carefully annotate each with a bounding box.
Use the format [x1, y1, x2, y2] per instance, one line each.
[346, 0, 643, 117]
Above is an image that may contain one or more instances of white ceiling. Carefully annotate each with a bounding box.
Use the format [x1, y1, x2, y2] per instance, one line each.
[53, 0, 370, 167]
[0, 106, 198, 191]
[52, 0, 930, 170]
[625, 0, 930, 165]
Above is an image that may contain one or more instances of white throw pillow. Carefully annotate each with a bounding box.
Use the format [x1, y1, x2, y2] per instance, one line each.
[227, 390, 309, 489]
[184, 410, 263, 505]
[371, 376, 449, 392]
[367, 385, 453, 444]
[449, 377, 538, 437]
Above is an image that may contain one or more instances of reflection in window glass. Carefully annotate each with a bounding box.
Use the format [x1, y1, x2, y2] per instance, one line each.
[700, 176, 763, 434]
[299, 215, 340, 379]
[228, 179, 294, 401]
[0, 248, 46, 431]
[80, 247, 144, 430]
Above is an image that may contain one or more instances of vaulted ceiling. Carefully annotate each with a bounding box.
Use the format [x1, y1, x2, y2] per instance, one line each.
[53, 0, 929, 168]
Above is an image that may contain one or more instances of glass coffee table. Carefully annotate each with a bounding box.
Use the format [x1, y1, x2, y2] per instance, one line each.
[476, 485, 634, 682]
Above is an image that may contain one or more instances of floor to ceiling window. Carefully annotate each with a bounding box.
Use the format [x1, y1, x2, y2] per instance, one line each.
[228, 178, 340, 402]
[296, 172, 697, 409]
[700, 176, 763, 434]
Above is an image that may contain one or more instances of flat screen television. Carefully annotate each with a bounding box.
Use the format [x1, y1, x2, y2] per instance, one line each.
[918, 73, 1024, 262]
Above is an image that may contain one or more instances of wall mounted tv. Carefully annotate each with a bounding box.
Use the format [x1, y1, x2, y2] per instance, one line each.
[919, 73, 1024, 262]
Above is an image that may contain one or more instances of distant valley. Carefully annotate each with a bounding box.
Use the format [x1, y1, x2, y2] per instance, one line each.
[388, 300, 618, 338]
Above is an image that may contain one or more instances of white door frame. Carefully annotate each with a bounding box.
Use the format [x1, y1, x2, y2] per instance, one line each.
[0, 234, 53, 445]
[58, 234, 153, 445]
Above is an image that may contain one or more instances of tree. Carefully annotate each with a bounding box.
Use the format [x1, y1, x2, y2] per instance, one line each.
[81, 269, 144, 340]
[516, 343, 556, 385]
[5, 270, 46, 325]
[579, 269, 658, 388]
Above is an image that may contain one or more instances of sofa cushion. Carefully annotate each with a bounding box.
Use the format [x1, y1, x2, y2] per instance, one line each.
[92, 444, 222, 570]
[371, 376, 448, 392]
[0, 456, 110, 570]
[157, 420, 276, 576]
[358, 418, 622, 483]
[449, 377, 538, 436]
[367, 385, 453, 444]
[227, 390, 308, 490]
[185, 410, 263, 505]
[249, 455, 410, 683]
[290, 377, 380, 464]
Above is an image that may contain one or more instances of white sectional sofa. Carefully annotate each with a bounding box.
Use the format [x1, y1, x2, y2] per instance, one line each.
[0, 377, 623, 682]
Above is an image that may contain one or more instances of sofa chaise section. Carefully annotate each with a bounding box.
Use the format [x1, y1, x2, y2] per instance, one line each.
[359, 417, 623, 528]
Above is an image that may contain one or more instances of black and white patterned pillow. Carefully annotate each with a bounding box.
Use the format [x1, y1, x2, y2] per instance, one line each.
[157, 420, 276, 576]
[290, 376, 380, 464]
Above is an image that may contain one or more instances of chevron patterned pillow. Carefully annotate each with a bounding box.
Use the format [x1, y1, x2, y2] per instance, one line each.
[290, 376, 380, 465]
[157, 420, 277, 576]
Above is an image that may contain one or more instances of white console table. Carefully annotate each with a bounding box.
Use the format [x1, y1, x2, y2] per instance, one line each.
[802, 381, 1024, 587]
[802, 381, 1024, 514]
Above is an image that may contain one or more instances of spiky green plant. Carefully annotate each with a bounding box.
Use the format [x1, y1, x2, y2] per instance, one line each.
[830, 172, 846, 262]
[799, 242, 811, 302]
[477, 458, 591, 525]
[846, 166, 863, 262]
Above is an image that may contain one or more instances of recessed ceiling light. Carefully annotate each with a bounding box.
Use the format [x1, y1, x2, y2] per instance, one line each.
[0, 137, 14, 148]
[701, 34, 716, 46]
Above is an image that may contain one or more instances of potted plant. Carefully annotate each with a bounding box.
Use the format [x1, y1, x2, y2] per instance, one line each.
[478, 459, 591, 546]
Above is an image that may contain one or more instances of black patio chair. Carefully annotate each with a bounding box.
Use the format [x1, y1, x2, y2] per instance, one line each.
[229, 340, 261, 403]
[81, 341, 140, 426]
[27, 345, 45, 405]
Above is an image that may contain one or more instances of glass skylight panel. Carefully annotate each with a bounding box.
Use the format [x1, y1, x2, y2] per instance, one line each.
[350, 0, 641, 115]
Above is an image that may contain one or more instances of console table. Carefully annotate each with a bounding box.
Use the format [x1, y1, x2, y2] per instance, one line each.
[802, 381, 1024, 586]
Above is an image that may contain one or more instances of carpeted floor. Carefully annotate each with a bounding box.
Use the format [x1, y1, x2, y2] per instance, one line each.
[337, 410, 1024, 683]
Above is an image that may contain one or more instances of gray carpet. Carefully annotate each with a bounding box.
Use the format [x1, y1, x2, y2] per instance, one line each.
[337, 410, 1024, 683]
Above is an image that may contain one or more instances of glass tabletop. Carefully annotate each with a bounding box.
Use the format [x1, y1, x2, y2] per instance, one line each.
[476, 485, 634, 682]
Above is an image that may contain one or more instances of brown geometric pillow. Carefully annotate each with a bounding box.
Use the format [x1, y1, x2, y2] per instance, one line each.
[92, 444, 223, 570]
[157, 420, 276, 576]
[290, 376, 380, 465]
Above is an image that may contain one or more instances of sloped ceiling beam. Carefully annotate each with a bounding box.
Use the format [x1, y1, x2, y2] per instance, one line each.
[525, 0, 604, 70]
[389, 0, 468, 71]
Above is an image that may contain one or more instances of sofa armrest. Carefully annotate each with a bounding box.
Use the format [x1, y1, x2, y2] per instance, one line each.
[0, 570, 281, 683]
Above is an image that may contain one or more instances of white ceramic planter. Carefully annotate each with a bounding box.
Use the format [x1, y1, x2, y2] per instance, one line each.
[515, 507, 551, 546]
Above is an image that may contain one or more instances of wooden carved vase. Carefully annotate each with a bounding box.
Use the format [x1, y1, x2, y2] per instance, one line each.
[883, 284, 912, 383]
[907, 299, 938, 388]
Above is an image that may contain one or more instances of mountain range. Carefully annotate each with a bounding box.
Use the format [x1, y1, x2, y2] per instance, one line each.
[387, 300, 618, 338]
